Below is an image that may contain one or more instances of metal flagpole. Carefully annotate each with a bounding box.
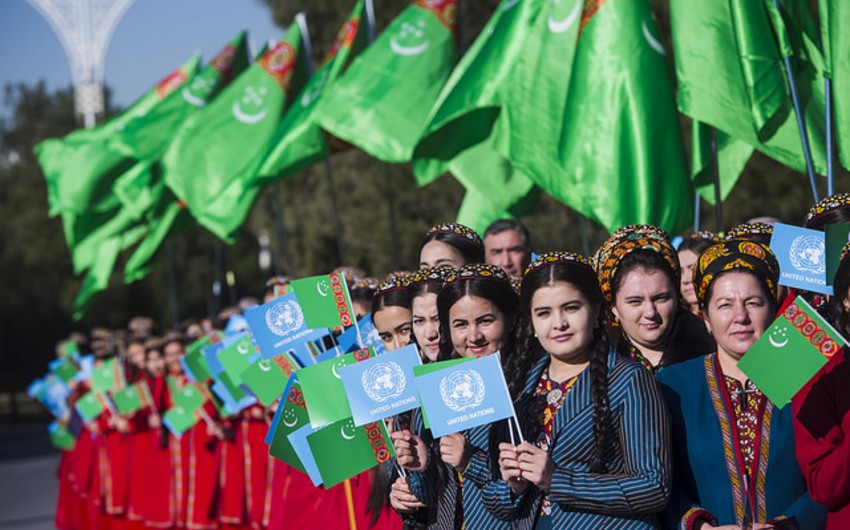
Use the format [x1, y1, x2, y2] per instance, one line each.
[710, 128, 724, 232]
[578, 216, 591, 257]
[826, 77, 834, 195]
[693, 192, 701, 232]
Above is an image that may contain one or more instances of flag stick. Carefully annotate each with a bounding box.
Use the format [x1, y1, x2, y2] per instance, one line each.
[323, 158, 348, 264]
[165, 240, 180, 330]
[578, 215, 591, 256]
[772, 0, 818, 202]
[507, 418, 516, 446]
[391, 415, 407, 477]
[142, 379, 160, 417]
[826, 77, 834, 195]
[343, 479, 358, 530]
[693, 192, 702, 232]
[710, 127, 724, 232]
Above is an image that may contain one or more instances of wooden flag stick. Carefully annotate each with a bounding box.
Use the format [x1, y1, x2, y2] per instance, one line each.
[344, 479, 358, 530]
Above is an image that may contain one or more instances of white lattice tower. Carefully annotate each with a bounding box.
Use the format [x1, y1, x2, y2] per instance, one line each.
[26, 0, 135, 128]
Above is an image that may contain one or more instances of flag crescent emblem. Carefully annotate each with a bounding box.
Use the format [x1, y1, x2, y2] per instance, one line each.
[390, 37, 430, 56]
[282, 410, 298, 428]
[182, 87, 208, 107]
[548, 0, 580, 34]
[642, 21, 666, 55]
[232, 100, 268, 124]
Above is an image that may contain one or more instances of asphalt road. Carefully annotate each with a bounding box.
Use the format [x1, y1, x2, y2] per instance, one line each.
[0, 423, 59, 530]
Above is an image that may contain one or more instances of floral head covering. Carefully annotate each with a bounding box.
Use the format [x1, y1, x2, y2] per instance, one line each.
[375, 275, 410, 296]
[692, 240, 780, 307]
[526, 251, 593, 275]
[445, 263, 510, 285]
[689, 230, 721, 243]
[805, 192, 850, 227]
[426, 223, 483, 246]
[594, 225, 678, 304]
[410, 265, 455, 286]
[725, 222, 774, 245]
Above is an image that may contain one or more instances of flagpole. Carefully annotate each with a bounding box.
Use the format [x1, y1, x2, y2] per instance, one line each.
[710, 127, 724, 232]
[826, 77, 834, 195]
[772, 0, 818, 203]
[343, 479, 358, 530]
[165, 239, 180, 330]
[323, 158, 348, 265]
[273, 183, 288, 275]
[693, 192, 701, 232]
[578, 215, 591, 256]
[384, 165, 401, 270]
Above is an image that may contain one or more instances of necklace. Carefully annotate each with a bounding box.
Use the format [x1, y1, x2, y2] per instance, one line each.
[544, 366, 572, 406]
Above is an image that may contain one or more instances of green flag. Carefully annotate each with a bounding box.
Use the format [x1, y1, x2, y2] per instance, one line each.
[290, 273, 357, 330]
[256, 0, 374, 182]
[411, 0, 538, 227]
[182, 337, 213, 383]
[162, 18, 310, 241]
[172, 381, 208, 411]
[91, 358, 123, 393]
[307, 417, 395, 488]
[297, 348, 376, 427]
[111, 33, 250, 161]
[73, 237, 122, 320]
[111, 382, 149, 415]
[239, 354, 296, 407]
[163, 404, 200, 437]
[76, 391, 106, 423]
[456, 184, 540, 235]
[690, 120, 754, 205]
[818, 0, 850, 169]
[49, 422, 76, 451]
[51, 358, 79, 384]
[315, 0, 458, 163]
[269, 380, 310, 471]
[217, 335, 256, 385]
[672, 0, 828, 176]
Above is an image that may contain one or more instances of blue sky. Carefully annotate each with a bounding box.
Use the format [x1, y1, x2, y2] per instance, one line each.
[0, 0, 284, 116]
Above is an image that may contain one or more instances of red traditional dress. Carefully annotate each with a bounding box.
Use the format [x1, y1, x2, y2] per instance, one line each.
[55, 447, 74, 530]
[141, 374, 175, 529]
[218, 414, 247, 529]
[126, 376, 156, 530]
[243, 406, 274, 530]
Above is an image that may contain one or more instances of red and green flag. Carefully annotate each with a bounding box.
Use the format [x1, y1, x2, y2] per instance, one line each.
[256, 0, 374, 182]
[182, 337, 213, 383]
[306, 417, 395, 487]
[161, 18, 311, 241]
[217, 334, 257, 386]
[49, 422, 76, 450]
[269, 379, 310, 471]
[315, 0, 458, 163]
[239, 354, 297, 407]
[290, 272, 357, 330]
[297, 347, 375, 427]
[162, 405, 200, 437]
[76, 391, 107, 422]
[51, 358, 79, 384]
[111, 382, 151, 415]
[90, 358, 124, 393]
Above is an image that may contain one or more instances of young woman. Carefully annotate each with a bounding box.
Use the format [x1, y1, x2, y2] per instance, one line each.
[408, 266, 455, 363]
[677, 231, 720, 316]
[418, 223, 485, 269]
[373, 276, 414, 352]
[489, 252, 671, 528]
[595, 225, 713, 373]
[793, 241, 850, 529]
[659, 240, 826, 529]
[391, 263, 518, 529]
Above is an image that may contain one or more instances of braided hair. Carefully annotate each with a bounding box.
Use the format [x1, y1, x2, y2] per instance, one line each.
[506, 254, 611, 473]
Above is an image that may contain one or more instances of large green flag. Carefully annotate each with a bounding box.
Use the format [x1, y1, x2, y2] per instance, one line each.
[456, 185, 540, 235]
[72, 237, 121, 319]
[672, 0, 827, 177]
[690, 120, 754, 205]
[162, 18, 310, 241]
[110, 32, 250, 161]
[315, 0, 458, 163]
[818, 0, 850, 169]
[411, 0, 538, 224]
[256, 0, 374, 182]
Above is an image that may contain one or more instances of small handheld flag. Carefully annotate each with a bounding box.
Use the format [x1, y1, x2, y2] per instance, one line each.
[306, 417, 395, 488]
[297, 347, 376, 428]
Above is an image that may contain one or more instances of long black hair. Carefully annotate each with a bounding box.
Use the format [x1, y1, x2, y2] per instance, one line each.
[505, 258, 611, 473]
[436, 268, 518, 362]
[418, 224, 485, 266]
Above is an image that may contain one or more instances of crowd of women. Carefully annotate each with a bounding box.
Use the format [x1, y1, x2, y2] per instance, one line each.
[51, 194, 850, 530]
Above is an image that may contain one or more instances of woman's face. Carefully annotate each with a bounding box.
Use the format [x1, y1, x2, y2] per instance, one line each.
[678, 249, 700, 310]
[163, 341, 184, 376]
[448, 294, 509, 358]
[126, 343, 146, 370]
[373, 305, 413, 352]
[612, 267, 678, 352]
[530, 282, 597, 364]
[146, 349, 165, 377]
[412, 292, 441, 362]
[419, 240, 466, 269]
[704, 272, 773, 361]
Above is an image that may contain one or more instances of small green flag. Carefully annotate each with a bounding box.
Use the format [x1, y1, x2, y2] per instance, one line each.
[76, 391, 106, 423]
[183, 337, 213, 383]
[91, 358, 122, 393]
[49, 422, 76, 450]
[315, 0, 458, 163]
[297, 348, 376, 427]
[162, 18, 310, 241]
[163, 405, 199, 437]
[52, 358, 79, 384]
[739, 296, 845, 406]
[111, 382, 148, 415]
[217, 335, 256, 386]
[307, 417, 395, 488]
[59, 341, 80, 359]
[172, 381, 208, 411]
[290, 272, 357, 331]
[239, 354, 297, 407]
[256, 1, 373, 182]
[111, 32, 250, 161]
[269, 380, 310, 472]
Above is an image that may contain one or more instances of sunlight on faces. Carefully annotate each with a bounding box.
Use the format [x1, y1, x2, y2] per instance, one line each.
[704, 271, 773, 361]
[146, 349, 165, 377]
[412, 292, 441, 362]
[373, 305, 413, 352]
[419, 240, 466, 269]
[449, 295, 508, 358]
[127, 342, 146, 370]
[163, 341, 184, 376]
[484, 230, 528, 278]
[678, 249, 700, 310]
[612, 267, 678, 352]
[530, 282, 597, 363]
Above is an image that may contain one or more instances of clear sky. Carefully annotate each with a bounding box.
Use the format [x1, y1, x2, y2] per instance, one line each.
[0, 0, 284, 117]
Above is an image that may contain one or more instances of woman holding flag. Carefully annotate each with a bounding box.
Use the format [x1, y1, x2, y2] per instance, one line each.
[658, 240, 826, 529]
[492, 252, 671, 528]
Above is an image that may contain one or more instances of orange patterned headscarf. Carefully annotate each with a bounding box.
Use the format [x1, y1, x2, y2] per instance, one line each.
[692, 240, 780, 307]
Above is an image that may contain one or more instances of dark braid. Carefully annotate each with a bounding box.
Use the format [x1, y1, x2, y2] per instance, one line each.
[588, 325, 611, 473]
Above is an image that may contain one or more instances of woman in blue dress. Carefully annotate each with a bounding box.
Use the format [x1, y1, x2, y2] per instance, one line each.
[658, 240, 827, 529]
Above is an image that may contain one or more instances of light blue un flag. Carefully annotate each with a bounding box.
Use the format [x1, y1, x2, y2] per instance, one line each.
[770, 222, 831, 295]
[339, 344, 421, 426]
[246, 293, 328, 359]
[415, 353, 515, 438]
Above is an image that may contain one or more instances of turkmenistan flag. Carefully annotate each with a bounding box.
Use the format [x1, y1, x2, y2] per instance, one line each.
[690, 120, 754, 205]
[162, 17, 311, 241]
[239, 354, 296, 407]
[111, 382, 150, 415]
[307, 417, 394, 487]
[163, 404, 200, 437]
[110, 32, 250, 161]
[269, 379, 310, 472]
[49, 422, 76, 451]
[411, 0, 538, 225]
[172, 381, 208, 411]
[181, 337, 213, 383]
[255, 0, 374, 182]
[819, 0, 850, 170]
[72, 237, 122, 320]
[297, 348, 375, 427]
[315, 0, 458, 163]
[290, 273, 356, 330]
[91, 357, 123, 393]
[51, 358, 79, 384]
[501, 0, 693, 235]
[76, 391, 106, 422]
[672, 0, 828, 176]
[217, 334, 258, 386]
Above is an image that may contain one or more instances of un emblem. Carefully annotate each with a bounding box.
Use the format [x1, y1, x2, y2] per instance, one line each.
[362, 362, 406, 403]
[789, 235, 825, 274]
[440, 370, 486, 412]
[265, 300, 304, 337]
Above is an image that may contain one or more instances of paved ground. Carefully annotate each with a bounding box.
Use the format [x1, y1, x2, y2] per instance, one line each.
[0, 423, 58, 530]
